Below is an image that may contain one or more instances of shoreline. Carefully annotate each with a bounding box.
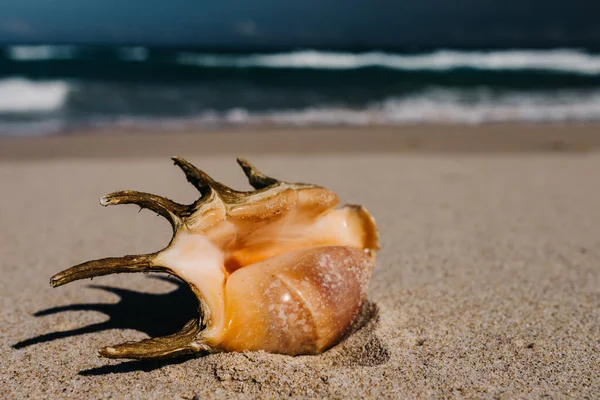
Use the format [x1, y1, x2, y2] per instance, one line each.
[1, 123, 600, 161]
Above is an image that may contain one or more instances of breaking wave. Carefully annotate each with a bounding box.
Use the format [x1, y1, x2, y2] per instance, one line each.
[176, 49, 600, 74]
[0, 78, 70, 113]
[2, 84, 600, 136]
[226, 89, 600, 125]
[3, 45, 600, 75]
[6, 45, 77, 61]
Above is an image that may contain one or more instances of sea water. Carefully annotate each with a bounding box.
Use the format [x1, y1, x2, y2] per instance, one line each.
[1, 45, 600, 136]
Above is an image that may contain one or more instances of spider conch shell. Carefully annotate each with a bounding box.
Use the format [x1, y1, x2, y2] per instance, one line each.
[50, 158, 379, 360]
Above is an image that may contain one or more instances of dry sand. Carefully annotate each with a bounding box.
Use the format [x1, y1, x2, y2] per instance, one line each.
[1, 125, 599, 399]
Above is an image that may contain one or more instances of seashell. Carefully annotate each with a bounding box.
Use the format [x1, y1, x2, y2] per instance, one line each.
[50, 157, 379, 360]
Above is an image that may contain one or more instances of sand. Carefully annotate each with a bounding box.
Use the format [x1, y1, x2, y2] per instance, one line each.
[1, 125, 599, 399]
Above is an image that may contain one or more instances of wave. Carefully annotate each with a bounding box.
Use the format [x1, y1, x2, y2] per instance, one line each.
[4, 45, 600, 75]
[1, 76, 600, 136]
[175, 89, 600, 125]
[5, 45, 149, 62]
[0, 78, 70, 113]
[72, 90, 600, 135]
[7, 45, 77, 61]
[0, 75, 599, 123]
[176, 49, 600, 74]
[247, 90, 600, 125]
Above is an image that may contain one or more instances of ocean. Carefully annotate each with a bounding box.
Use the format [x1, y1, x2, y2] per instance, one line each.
[1, 45, 600, 136]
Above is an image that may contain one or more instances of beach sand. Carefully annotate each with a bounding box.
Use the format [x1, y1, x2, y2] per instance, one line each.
[1, 125, 599, 398]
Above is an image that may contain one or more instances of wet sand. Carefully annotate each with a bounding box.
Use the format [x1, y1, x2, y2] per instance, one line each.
[1, 125, 599, 398]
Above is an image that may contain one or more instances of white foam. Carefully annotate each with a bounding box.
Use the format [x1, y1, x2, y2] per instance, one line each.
[7, 45, 76, 61]
[373, 90, 600, 124]
[96, 89, 600, 128]
[0, 78, 70, 113]
[7, 46, 600, 75]
[180, 89, 600, 125]
[176, 49, 600, 75]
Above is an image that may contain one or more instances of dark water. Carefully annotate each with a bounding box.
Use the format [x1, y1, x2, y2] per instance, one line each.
[1, 45, 600, 135]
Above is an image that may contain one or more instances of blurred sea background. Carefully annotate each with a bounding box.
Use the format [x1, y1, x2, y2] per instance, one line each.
[2, 46, 600, 136]
[1, 0, 599, 136]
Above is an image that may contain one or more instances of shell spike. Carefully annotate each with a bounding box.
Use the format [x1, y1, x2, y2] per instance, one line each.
[172, 156, 242, 201]
[236, 157, 279, 189]
[99, 318, 207, 360]
[171, 157, 216, 196]
[50, 254, 163, 288]
[101, 190, 186, 230]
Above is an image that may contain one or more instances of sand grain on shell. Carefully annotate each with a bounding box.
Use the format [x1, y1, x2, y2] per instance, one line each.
[1, 134, 600, 398]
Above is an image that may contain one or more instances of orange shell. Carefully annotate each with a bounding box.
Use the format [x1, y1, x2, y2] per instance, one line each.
[50, 157, 379, 360]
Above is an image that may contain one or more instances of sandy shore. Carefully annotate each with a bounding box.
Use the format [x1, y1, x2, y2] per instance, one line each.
[2, 124, 600, 160]
[1, 125, 599, 398]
